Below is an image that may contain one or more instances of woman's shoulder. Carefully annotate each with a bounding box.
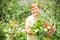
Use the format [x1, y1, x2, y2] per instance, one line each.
[27, 15, 33, 19]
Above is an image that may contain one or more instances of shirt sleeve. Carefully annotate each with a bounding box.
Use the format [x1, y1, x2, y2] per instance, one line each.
[25, 17, 31, 27]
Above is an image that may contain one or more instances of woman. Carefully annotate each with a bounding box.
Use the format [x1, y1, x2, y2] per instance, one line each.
[25, 3, 56, 40]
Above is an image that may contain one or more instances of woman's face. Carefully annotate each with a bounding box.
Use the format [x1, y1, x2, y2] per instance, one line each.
[31, 6, 40, 16]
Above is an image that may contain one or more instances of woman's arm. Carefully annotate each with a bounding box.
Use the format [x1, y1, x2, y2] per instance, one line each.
[25, 25, 33, 35]
[46, 23, 56, 38]
[25, 17, 33, 35]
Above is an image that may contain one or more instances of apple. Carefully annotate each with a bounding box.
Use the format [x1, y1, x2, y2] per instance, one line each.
[47, 26, 51, 30]
[43, 22, 48, 28]
[44, 28, 48, 32]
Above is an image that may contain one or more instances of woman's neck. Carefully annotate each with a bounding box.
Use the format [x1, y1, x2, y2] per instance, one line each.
[32, 15, 38, 19]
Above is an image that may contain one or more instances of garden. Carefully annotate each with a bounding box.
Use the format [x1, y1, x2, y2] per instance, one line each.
[0, 0, 60, 40]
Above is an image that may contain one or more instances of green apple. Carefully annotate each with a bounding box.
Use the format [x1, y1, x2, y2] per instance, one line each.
[47, 26, 51, 30]
[44, 28, 48, 32]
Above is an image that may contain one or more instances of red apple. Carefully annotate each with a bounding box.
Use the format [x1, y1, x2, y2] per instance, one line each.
[43, 22, 48, 28]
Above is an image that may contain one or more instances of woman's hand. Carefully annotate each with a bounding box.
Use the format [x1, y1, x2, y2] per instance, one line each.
[25, 26, 33, 35]
[46, 24, 56, 38]
[26, 31, 33, 35]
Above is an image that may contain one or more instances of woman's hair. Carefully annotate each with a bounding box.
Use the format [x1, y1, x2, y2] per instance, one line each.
[30, 3, 40, 9]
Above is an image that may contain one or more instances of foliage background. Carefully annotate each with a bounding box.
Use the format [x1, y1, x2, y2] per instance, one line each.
[0, 0, 60, 40]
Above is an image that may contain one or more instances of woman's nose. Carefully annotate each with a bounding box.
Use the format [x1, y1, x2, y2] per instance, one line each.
[34, 10, 36, 12]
